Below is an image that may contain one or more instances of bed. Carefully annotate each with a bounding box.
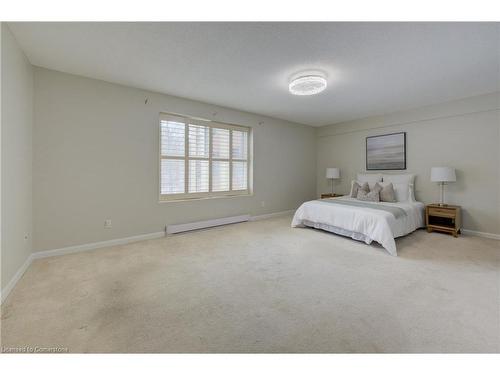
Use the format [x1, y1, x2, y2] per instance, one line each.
[291, 174, 425, 256]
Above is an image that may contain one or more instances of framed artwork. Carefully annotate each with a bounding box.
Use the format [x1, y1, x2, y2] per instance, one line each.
[366, 132, 406, 170]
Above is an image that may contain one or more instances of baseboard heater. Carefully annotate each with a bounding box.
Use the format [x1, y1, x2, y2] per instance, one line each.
[166, 214, 250, 235]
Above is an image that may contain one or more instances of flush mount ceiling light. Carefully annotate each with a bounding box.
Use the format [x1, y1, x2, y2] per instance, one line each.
[288, 75, 327, 96]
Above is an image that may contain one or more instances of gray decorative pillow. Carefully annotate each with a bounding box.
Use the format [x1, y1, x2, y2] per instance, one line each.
[379, 182, 397, 202]
[357, 188, 380, 202]
[351, 182, 370, 197]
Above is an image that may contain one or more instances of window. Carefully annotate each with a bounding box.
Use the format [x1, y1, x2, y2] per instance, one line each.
[160, 113, 251, 201]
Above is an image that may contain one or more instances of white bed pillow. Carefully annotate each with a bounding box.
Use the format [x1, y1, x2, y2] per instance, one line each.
[381, 174, 415, 202]
[356, 173, 382, 189]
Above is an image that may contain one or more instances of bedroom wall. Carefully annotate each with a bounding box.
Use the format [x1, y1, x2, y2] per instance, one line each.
[1, 24, 34, 291]
[316, 92, 500, 236]
[33, 67, 317, 251]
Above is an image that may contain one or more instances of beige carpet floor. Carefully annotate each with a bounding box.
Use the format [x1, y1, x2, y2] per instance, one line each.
[1, 215, 499, 353]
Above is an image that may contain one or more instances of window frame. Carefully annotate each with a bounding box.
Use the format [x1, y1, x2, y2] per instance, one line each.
[159, 113, 252, 202]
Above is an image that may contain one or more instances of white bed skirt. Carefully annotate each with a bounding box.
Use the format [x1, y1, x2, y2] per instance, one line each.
[302, 219, 375, 245]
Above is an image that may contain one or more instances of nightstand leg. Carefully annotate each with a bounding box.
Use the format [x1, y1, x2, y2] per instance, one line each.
[427, 227, 432, 233]
[453, 231, 458, 238]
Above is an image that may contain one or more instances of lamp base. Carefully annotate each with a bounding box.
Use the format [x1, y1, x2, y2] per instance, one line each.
[438, 182, 446, 206]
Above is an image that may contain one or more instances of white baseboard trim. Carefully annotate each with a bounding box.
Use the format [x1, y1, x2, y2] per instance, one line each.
[249, 210, 295, 221]
[1, 209, 295, 304]
[166, 215, 250, 234]
[1, 253, 34, 304]
[33, 231, 166, 260]
[461, 229, 500, 240]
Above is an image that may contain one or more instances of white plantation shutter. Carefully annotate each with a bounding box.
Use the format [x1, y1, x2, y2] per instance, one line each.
[187, 124, 210, 193]
[161, 120, 185, 157]
[160, 120, 186, 195]
[232, 130, 248, 160]
[212, 161, 230, 191]
[160, 114, 251, 200]
[189, 124, 209, 158]
[232, 161, 247, 190]
[189, 160, 209, 193]
[161, 159, 184, 194]
[212, 128, 230, 159]
[232, 130, 248, 191]
[211, 127, 230, 192]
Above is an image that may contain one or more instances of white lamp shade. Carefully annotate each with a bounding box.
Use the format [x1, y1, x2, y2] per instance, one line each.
[326, 168, 340, 179]
[431, 167, 456, 182]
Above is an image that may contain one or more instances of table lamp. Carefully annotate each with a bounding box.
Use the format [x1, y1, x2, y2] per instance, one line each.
[431, 167, 456, 206]
[326, 168, 340, 195]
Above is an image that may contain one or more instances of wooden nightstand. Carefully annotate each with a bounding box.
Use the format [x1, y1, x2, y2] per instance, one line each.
[425, 204, 461, 237]
[320, 193, 343, 199]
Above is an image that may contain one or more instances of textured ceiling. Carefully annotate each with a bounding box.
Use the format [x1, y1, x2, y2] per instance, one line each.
[8, 22, 500, 126]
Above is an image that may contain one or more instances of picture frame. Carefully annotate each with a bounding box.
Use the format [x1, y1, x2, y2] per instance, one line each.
[366, 132, 406, 170]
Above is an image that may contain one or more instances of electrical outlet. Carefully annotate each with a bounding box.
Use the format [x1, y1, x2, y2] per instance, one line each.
[104, 219, 112, 229]
[24, 233, 29, 241]
[260, 201, 266, 207]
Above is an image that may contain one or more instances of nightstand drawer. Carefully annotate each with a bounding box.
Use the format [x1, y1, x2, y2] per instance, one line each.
[428, 207, 456, 218]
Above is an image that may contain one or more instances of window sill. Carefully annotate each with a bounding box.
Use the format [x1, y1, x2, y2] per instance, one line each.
[158, 192, 253, 203]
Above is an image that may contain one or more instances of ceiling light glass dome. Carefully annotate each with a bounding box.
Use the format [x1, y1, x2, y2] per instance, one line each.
[289, 75, 327, 96]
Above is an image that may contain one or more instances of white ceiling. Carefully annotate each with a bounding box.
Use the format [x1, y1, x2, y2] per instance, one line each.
[8, 22, 499, 126]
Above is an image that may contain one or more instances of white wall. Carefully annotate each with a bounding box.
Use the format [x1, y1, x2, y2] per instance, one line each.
[317, 92, 500, 235]
[1, 24, 34, 289]
[33, 68, 317, 251]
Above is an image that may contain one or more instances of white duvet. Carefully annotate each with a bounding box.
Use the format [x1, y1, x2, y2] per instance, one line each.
[291, 196, 425, 256]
